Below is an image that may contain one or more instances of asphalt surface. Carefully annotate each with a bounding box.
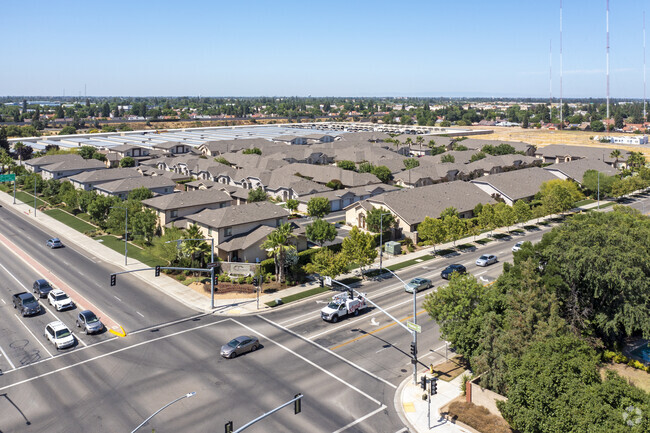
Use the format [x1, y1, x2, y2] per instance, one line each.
[0, 198, 551, 432]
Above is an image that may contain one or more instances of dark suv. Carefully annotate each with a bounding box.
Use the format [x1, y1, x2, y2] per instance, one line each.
[33, 279, 53, 298]
[441, 264, 467, 280]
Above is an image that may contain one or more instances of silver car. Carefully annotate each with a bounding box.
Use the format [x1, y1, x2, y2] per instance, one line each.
[46, 238, 63, 248]
[476, 254, 498, 267]
[76, 310, 104, 334]
[220, 336, 260, 358]
[404, 277, 433, 293]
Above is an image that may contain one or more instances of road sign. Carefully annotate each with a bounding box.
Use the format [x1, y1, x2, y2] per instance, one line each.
[324, 276, 332, 287]
[406, 321, 422, 333]
[0, 174, 15, 182]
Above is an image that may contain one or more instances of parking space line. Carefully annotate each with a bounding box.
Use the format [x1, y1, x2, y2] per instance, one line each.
[136, 311, 144, 318]
[13, 314, 53, 358]
[0, 344, 16, 370]
[233, 319, 383, 405]
[332, 405, 387, 433]
[258, 315, 397, 390]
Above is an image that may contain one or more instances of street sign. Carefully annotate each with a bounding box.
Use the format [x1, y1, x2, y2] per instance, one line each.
[406, 321, 422, 333]
[324, 276, 332, 287]
[0, 174, 15, 182]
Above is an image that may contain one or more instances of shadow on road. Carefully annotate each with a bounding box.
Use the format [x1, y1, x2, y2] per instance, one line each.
[0, 393, 31, 426]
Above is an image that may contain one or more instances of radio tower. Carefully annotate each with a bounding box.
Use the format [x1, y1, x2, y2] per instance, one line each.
[550, 40, 553, 108]
[644, 11, 647, 123]
[556, 0, 560, 127]
[606, 0, 610, 120]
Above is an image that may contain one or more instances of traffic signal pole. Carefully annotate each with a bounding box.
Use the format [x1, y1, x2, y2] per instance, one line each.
[226, 393, 303, 433]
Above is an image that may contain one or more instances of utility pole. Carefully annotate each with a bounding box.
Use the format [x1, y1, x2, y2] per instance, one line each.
[110, 206, 128, 266]
[378, 212, 391, 273]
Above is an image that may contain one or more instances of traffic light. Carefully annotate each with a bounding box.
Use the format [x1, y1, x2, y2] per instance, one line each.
[348, 288, 353, 299]
[155, 265, 160, 277]
[430, 379, 438, 395]
[410, 342, 417, 358]
[225, 421, 233, 433]
[110, 274, 116, 286]
[214, 275, 219, 285]
[420, 376, 427, 390]
[252, 276, 259, 287]
[294, 393, 302, 414]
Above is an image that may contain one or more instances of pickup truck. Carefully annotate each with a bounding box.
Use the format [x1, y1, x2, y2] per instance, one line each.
[320, 292, 368, 323]
[13, 292, 42, 316]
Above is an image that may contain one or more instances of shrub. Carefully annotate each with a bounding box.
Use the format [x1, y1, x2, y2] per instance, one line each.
[237, 276, 246, 284]
[177, 274, 186, 282]
[260, 258, 275, 274]
[265, 273, 272, 283]
[219, 274, 231, 283]
[245, 276, 253, 285]
[460, 373, 472, 395]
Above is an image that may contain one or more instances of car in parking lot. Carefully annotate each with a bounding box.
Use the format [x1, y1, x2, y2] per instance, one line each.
[12, 292, 42, 316]
[33, 279, 54, 298]
[441, 264, 467, 280]
[476, 254, 498, 267]
[512, 241, 524, 252]
[46, 238, 63, 248]
[44, 321, 75, 350]
[76, 310, 104, 334]
[48, 289, 75, 311]
[220, 336, 260, 358]
[404, 277, 432, 293]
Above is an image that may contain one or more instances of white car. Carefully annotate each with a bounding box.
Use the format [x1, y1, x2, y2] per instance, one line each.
[512, 241, 524, 252]
[48, 289, 75, 311]
[476, 254, 498, 267]
[44, 321, 75, 350]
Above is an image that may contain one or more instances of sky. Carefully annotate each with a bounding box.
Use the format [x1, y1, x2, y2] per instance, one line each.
[2, 0, 650, 98]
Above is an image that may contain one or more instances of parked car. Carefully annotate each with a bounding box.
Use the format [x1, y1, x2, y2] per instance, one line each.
[404, 277, 432, 293]
[12, 292, 42, 316]
[441, 264, 467, 280]
[476, 254, 498, 267]
[76, 310, 104, 335]
[512, 241, 524, 252]
[220, 336, 260, 358]
[44, 321, 75, 350]
[48, 289, 75, 311]
[46, 238, 63, 248]
[33, 279, 53, 298]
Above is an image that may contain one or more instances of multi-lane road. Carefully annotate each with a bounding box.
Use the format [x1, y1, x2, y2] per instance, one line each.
[0, 199, 550, 433]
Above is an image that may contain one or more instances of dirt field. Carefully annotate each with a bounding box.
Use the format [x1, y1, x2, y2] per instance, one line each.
[602, 363, 650, 393]
[445, 399, 514, 433]
[431, 356, 470, 382]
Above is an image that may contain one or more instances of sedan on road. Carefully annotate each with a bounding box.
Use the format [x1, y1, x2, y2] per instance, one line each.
[33, 279, 53, 298]
[46, 238, 63, 248]
[48, 289, 75, 311]
[404, 277, 432, 293]
[512, 241, 523, 252]
[44, 321, 75, 350]
[441, 264, 467, 280]
[76, 310, 104, 334]
[220, 336, 260, 358]
[476, 254, 498, 267]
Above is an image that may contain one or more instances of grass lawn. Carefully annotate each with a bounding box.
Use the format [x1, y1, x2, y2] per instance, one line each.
[574, 198, 596, 207]
[14, 190, 46, 207]
[94, 235, 160, 267]
[43, 209, 96, 233]
[387, 254, 435, 271]
[599, 201, 616, 209]
[265, 285, 331, 307]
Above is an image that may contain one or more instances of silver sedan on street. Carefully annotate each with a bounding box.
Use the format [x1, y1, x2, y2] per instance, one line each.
[476, 254, 498, 267]
[221, 336, 260, 358]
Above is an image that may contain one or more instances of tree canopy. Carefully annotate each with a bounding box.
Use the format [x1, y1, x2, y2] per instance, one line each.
[306, 218, 337, 246]
[307, 196, 331, 218]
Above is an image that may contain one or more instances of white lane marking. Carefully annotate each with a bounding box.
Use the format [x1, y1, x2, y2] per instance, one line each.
[258, 315, 397, 390]
[232, 319, 382, 405]
[394, 429, 408, 433]
[475, 270, 487, 276]
[370, 317, 379, 326]
[332, 405, 387, 433]
[1, 298, 5, 304]
[0, 261, 28, 290]
[136, 311, 145, 318]
[113, 295, 122, 302]
[74, 333, 87, 347]
[0, 344, 16, 370]
[375, 346, 390, 354]
[0, 318, 229, 392]
[13, 314, 53, 358]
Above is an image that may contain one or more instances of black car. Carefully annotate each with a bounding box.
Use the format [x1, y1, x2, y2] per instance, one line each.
[441, 264, 467, 280]
[33, 279, 53, 298]
[12, 292, 42, 316]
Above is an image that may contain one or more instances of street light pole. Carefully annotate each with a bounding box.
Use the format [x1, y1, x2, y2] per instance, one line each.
[378, 212, 390, 274]
[111, 206, 128, 266]
[34, 179, 37, 216]
[131, 391, 196, 433]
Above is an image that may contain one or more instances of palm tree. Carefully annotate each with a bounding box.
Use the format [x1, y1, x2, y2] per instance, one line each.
[180, 224, 211, 270]
[610, 149, 622, 167]
[261, 223, 296, 284]
[416, 135, 424, 147]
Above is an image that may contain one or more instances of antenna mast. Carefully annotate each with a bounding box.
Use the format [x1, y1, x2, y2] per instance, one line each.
[550, 40, 553, 108]
[644, 11, 647, 122]
[607, 0, 610, 120]
[560, 0, 563, 128]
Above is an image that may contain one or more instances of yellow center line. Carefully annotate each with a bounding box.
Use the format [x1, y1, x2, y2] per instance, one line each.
[330, 310, 428, 351]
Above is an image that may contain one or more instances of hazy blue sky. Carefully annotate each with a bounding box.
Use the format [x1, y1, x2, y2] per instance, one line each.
[2, 0, 649, 97]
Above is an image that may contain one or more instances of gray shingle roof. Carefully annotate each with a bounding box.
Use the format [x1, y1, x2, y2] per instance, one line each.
[217, 225, 276, 252]
[535, 144, 629, 163]
[93, 176, 176, 194]
[186, 201, 289, 229]
[26, 154, 84, 168]
[470, 167, 557, 202]
[543, 158, 619, 182]
[67, 167, 141, 183]
[142, 189, 232, 211]
[41, 158, 106, 172]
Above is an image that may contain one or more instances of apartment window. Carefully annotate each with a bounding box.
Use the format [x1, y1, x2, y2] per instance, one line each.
[208, 228, 212, 236]
[224, 227, 232, 237]
[276, 218, 283, 227]
[170, 210, 178, 218]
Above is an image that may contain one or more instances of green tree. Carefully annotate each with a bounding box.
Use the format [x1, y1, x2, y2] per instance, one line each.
[403, 158, 420, 170]
[180, 224, 211, 269]
[0, 127, 9, 152]
[247, 187, 268, 202]
[336, 160, 356, 171]
[478, 203, 496, 234]
[87, 195, 119, 229]
[609, 149, 622, 166]
[442, 215, 466, 245]
[494, 202, 516, 232]
[55, 105, 65, 119]
[590, 119, 605, 132]
[371, 165, 392, 183]
[417, 216, 446, 251]
[627, 151, 647, 171]
[285, 198, 299, 213]
[78, 146, 96, 159]
[307, 196, 331, 218]
[440, 207, 458, 219]
[148, 226, 185, 265]
[119, 156, 135, 167]
[470, 151, 486, 162]
[128, 187, 154, 201]
[441, 154, 455, 163]
[261, 223, 297, 284]
[539, 179, 583, 215]
[303, 248, 348, 278]
[512, 200, 532, 226]
[358, 162, 374, 173]
[242, 147, 262, 155]
[341, 226, 377, 277]
[365, 207, 395, 233]
[59, 125, 76, 135]
[101, 102, 110, 118]
[306, 218, 337, 247]
[131, 207, 157, 244]
[581, 170, 617, 198]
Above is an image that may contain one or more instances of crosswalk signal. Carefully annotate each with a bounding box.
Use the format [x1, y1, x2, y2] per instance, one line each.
[155, 265, 160, 277]
[225, 421, 233, 433]
[410, 342, 417, 358]
[294, 393, 302, 414]
[110, 274, 116, 286]
[430, 379, 438, 395]
[420, 376, 427, 390]
[252, 276, 259, 287]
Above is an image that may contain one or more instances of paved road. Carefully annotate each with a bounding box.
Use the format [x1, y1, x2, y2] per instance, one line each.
[0, 200, 550, 432]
